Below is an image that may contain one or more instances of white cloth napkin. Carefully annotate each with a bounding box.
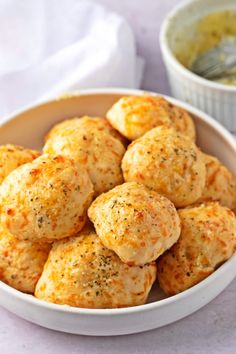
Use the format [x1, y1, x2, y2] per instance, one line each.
[0, 0, 144, 118]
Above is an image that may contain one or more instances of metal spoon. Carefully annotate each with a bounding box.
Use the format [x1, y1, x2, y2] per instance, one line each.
[191, 37, 236, 79]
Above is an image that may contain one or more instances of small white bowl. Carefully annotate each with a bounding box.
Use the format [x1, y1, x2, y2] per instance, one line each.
[0, 88, 236, 336]
[160, 0, 236, 132]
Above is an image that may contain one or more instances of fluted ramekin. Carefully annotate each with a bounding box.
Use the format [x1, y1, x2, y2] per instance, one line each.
[160, 0, 236, 132]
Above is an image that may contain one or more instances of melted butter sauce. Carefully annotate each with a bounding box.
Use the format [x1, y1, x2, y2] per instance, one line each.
[175, 10, 236, 85]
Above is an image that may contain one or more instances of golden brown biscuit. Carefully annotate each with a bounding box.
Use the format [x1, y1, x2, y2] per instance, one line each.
[169, 104, 196, 141]
[106, 96, 196, 140]
[157, 203, 236, 295]
[196, 153, 236, 210]
[0, 144, 40, 184]
[45, 116, 127, 146]
[0, 154, 93, 242]
[0, 223, 50, 293]
[44, 116, 126, 196]
[88, 182, 181, 266]
[35, 225, 157, 308]
[122, 126, 206, 207]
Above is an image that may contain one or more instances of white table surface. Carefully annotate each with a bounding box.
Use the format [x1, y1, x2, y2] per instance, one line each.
[1, 1, 236, 353]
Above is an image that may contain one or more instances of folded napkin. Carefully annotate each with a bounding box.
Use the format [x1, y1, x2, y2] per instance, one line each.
[0, 0, 143, 118]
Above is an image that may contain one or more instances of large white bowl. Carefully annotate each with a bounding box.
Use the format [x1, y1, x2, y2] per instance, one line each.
[160, 0, 236, 132]
[0, 88, 236, 336]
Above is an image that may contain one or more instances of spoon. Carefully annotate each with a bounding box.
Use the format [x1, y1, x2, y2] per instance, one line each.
[191, 37, 236, 79]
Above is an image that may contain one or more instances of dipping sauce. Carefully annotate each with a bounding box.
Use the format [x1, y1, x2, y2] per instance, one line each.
[174, 10, 236, 85]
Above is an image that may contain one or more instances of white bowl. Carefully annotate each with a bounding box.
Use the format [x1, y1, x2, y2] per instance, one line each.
[0, 88, 236, 336]
[160, 0, 236, 132]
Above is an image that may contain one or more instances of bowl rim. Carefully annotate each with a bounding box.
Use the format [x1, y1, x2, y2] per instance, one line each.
[159, 0, 236, 93]
[1, 87, 236, 149]
[0, 87, 236, 316]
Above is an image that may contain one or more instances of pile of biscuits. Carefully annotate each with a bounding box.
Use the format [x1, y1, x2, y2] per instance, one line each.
[0, 95, 236, 309]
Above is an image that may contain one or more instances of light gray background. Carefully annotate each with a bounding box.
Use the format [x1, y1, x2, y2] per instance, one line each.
[1, 1, 236, 353]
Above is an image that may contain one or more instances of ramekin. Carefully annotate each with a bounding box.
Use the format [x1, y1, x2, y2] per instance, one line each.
[160, 0, 236, 132]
